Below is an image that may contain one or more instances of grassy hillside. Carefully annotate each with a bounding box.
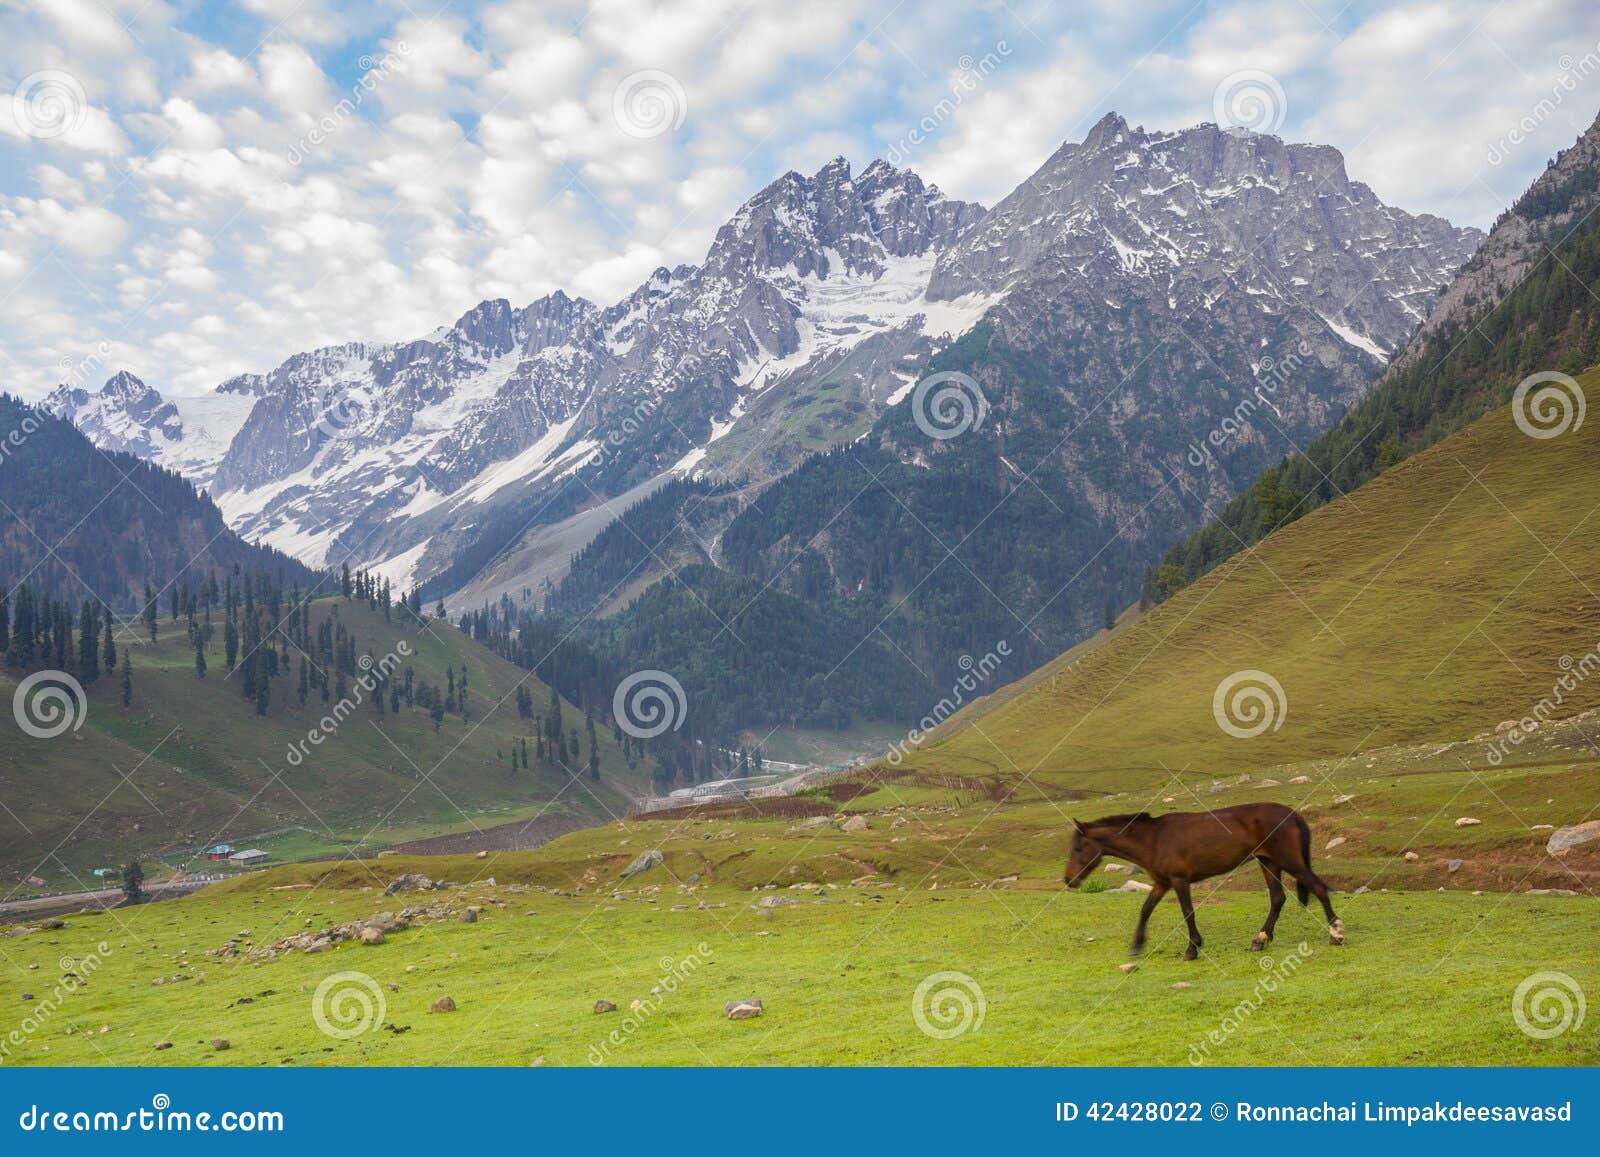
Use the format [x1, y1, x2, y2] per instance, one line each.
[0, 597, 650, 891]
[899, 369, 1600, 789]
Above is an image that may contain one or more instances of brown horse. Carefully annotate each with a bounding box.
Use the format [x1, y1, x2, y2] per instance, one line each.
[1062, 803, 1343, 960]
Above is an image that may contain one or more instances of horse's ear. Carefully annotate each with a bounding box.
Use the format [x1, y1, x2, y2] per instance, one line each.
[1072, 818, 1086, 834]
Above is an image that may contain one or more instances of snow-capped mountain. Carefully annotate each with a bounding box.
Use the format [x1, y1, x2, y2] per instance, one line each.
[928, 114, 1476, 356]
[44, 371, 257, 486]
[160, 154, 983, 592]
[52, 115, 1482, 607]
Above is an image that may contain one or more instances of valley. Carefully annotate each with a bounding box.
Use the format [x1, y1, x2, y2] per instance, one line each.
[6, 390, 1597, 1067]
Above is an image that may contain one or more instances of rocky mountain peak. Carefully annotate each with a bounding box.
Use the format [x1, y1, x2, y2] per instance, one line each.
[1396, 106, 1600, 363]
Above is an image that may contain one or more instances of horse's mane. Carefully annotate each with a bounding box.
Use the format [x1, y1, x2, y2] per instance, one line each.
[1086, 811, 1156, 829]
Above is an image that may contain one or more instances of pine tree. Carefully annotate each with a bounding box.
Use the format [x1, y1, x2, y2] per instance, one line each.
[194, 635, 207, 679]
[77, 600, 100, 682]
[120, 651, 132, 707]
[122, 859, 144, 905]
[101, 604, 116, 672]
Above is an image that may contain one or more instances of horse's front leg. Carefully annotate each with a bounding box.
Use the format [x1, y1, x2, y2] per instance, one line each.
[1172, 878, 1203, 960]
[1254, 860, 1285, 950]
[1129, 880, 1169, 955]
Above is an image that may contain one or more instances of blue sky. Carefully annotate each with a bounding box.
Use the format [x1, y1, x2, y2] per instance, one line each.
[1, 0, 1597, 398]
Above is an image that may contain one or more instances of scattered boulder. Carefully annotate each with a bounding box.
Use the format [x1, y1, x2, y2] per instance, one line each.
[1103, 863, 1131, 874]
[840, 815, 869, 833]
[1527, 888, 1581, 897]
[1288, 776, 1311, 784]
[21, 993, 34, 1001]
[1547, 820, 1600, 855]
[209, 1038, 230, 1051]
[725, 999, 763, 1019]
[1325, 836, 1346, 851]
[1118, 963, 1139, 974]
[1447, 859, 1463, 873]
[1115, 880, 1153, 893]
[1454, 817, 1482, 828]
[1332, 794, 1356, 805]
[1171, 982, 1193, 990]
[621, 850, 664, 879]
[430, 996, 456, 1014]
[153, 1041, 171, 1051]
[384, 873, 440, 896]
[1403, 851, 1420, 862]
[458, 909, 478, 924]
[359, 926, 385, 946]
[593, 999, 617, 1014]
[787, 816, 831, 833]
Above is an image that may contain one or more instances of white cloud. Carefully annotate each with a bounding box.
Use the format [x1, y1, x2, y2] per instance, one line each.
[0, 0, 1595, 401]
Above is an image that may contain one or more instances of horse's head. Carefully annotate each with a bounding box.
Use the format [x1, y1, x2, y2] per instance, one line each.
[1062, 821, 1103, 888]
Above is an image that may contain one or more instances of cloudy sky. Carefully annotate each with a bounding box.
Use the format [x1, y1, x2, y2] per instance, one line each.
[2, 0, 1597, 399]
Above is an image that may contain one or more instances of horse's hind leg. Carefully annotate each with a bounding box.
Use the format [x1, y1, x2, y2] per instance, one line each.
[1253, 859, 1285, 950]
[1172, 878, 1203, 960]
[1295, 869, 1344, 945]
[1130, 880, 1169, 955]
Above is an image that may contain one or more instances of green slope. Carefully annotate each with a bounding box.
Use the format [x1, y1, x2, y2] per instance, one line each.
[901, 367, 1600, 789]
[0, 598, 650, 890]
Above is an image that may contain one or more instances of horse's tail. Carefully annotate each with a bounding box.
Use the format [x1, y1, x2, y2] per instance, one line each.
[1294, 812, 1312, 906]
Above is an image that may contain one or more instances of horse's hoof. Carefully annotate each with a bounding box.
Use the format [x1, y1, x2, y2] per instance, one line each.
[1249, 932, 1269, 950]
[1183, 951, 1200, 962]
[1328, 918, 1346, 946]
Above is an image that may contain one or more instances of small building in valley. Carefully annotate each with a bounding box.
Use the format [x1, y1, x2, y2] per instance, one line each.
[204, 844, 235, 861]
[228, 849, 269, 867]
